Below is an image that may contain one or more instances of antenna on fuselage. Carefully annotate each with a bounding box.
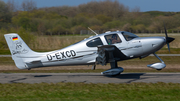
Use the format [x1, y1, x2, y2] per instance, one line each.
[88, 27, 98, 35]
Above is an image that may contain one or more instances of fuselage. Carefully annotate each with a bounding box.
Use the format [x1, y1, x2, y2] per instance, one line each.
[38, 31, 166, 68]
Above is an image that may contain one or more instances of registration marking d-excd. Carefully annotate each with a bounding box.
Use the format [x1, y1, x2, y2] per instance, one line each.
[47, 50, 76, 61]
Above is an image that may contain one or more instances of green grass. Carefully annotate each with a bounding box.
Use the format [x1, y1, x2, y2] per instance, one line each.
[0, 82, 179, 101]
[0, 57, 14, 65]
[156, 48, 180, 54]
[0, 50, 10, 55]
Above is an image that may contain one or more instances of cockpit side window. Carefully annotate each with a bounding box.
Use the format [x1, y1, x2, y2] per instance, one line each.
[86, 37, 103, 47]
[122, 32, 138, 41]
[104, 34, 122, 45]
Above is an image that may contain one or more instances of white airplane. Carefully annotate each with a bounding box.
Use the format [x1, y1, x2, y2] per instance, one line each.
[4, 27, 174, 76]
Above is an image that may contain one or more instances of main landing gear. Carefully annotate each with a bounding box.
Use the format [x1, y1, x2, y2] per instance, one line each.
[96, 45, 124, 76]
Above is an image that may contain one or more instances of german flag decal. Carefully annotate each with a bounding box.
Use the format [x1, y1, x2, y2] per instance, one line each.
[12, 37, 18, 41]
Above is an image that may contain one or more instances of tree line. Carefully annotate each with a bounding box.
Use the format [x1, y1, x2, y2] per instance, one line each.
[1, 0, 180, 35]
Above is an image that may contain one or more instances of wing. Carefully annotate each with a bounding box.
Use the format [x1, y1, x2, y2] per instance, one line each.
[96, 45, 127, 66]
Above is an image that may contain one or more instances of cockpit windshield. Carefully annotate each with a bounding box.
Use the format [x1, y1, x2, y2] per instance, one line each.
[122, 31, 139, 41]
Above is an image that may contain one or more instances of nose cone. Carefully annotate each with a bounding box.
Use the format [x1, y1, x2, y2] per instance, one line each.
[166, 37, 175, 43]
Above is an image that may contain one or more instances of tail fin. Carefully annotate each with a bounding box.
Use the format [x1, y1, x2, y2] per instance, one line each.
[4, 33, 43, 69]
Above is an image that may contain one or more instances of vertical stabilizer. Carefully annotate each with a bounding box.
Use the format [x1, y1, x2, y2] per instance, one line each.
[4, 33, 42, 69]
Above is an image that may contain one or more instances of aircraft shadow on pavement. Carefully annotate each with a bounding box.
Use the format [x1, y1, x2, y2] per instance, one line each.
[105, 73, 145, 79]
[34, 75, 52, 77]
[32, 73, 145, 79]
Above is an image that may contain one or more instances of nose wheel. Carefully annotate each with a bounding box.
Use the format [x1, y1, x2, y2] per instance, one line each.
[147, 53, 166, 70]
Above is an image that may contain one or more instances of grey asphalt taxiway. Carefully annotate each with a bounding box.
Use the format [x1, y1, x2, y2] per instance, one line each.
[0, 73, 180, 84]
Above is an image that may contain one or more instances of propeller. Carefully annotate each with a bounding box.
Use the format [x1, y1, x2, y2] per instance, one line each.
[163, 22, 175, 52]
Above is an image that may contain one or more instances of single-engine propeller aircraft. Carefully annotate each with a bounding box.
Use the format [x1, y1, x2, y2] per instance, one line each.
[4, 26, 174, 76]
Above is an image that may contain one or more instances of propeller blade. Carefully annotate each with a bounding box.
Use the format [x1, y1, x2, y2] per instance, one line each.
[164, 22, 168, 38]
[166, 37, 175, 53]
[167, 43, 170, 52]
[163, 22, 175, 53]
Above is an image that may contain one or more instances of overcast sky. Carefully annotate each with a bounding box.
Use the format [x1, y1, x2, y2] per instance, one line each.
[2, 0, 180, 12]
